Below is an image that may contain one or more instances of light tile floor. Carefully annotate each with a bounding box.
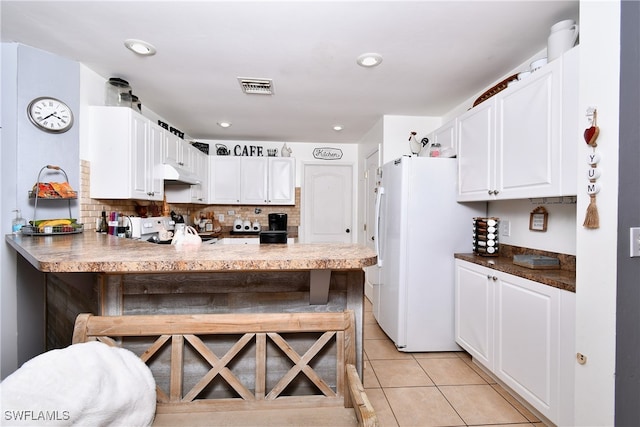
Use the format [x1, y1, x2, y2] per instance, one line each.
[363, 298, 546, 427]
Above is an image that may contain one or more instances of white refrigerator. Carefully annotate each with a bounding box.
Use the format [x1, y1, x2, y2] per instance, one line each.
[373, 156, 485, 352]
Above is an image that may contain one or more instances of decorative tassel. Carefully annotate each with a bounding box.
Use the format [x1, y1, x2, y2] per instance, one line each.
[583, 108, 600, 229]
[583, 193, 600, 229]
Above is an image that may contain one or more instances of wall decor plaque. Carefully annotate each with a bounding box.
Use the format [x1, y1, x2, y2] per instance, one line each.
[313, 147, 343, 160]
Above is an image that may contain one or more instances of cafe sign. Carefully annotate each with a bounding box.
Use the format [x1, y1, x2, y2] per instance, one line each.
[313, 147, 343, 160]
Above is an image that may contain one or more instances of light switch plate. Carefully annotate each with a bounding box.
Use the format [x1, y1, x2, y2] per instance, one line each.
[630, 227, 640, 257]
[501, 220, 511, 237]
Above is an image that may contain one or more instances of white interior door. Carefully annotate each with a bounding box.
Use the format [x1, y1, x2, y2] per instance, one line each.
[302, 164, 353, 243]
[363, 150, 380, 300]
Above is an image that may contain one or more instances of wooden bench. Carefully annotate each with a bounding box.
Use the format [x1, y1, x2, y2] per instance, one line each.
[72, 311, 378, 427]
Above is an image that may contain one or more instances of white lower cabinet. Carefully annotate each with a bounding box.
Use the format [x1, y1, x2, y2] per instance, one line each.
[455, 259, 575, 426]
[455, 261, 494, 368]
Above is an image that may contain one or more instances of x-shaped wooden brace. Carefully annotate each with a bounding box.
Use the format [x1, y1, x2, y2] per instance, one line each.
[265, 331, 337, 400]
[134, 333, 255, 403]
[182, 333, 255, 402]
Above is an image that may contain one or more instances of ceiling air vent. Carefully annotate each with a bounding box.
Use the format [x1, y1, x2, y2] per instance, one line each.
[238, 78, 274, 95]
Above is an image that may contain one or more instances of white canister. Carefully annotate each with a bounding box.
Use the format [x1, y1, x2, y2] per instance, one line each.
[547, 19, 579, 61]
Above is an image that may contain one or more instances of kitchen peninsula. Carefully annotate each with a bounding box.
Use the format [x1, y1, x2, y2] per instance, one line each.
[6, 233, 376, 374]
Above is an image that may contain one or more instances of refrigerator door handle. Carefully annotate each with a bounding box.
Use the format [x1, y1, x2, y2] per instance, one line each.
[374, 186, 384, 267]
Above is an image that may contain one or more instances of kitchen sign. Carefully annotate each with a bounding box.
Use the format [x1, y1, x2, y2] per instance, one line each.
[234, 144, 264, 156]
[313, 147, 343, 160]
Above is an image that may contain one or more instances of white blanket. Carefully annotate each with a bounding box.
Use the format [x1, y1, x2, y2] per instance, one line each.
[1, 341, 156, 426]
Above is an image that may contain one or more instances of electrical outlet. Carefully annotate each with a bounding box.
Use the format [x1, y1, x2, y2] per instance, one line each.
[218, 214, 224, 223]
[630, 227, 640, 257]
[501, 220, 511, 237]
[227, 210, 235, 216]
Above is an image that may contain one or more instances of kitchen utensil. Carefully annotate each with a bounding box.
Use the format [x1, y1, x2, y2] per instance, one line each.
[547, 19, 579, 61]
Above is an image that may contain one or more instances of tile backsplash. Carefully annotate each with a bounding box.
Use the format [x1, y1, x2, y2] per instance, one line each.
[80, 160, 300, 232]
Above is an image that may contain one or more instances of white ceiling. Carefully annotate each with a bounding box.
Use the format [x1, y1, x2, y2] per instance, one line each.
[1, 1, 579, 144]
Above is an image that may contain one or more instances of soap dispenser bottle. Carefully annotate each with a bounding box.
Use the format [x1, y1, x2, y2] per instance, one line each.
[12, 209, 26, 234]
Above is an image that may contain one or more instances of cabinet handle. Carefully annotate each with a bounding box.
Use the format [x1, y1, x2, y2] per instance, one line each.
[488, 190, 494, 195]
[494, 190, 499, 195]
[486, 275, 498, 281]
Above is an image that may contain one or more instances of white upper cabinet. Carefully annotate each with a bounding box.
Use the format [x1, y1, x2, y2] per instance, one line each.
[90, 107, 163, 201]
[458, 99, 496, 199]
[163, 131, 194, 172]
[208, 156, 295, 205]
[268, 157, 296, 204]
[240, 157, 269, 204]
[457, 47, 578, 201]
[209, 156, 242, 204]
[190, 149, 209, 203]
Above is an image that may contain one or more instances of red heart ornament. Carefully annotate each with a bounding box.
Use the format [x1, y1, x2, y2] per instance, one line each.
[584, 125, 600, 147]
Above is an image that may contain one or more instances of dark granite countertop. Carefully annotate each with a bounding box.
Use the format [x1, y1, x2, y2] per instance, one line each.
[454, 245, 576, 293]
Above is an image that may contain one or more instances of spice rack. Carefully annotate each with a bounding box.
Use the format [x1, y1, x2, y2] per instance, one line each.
[472, 217, 499, 256]
[21, 165, 83, 236]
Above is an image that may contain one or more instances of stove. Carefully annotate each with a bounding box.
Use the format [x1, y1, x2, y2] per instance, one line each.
[129, 216, 175, 243]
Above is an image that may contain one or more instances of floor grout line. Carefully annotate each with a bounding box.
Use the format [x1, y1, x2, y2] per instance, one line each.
[363, 297, 542, 427]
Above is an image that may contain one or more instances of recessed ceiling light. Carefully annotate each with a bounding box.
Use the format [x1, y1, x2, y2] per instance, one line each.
[357, 53, 383, 67]
[217, 122, 232, 128]
[124, 39, 157, 56]
[333, 125, 344, 131]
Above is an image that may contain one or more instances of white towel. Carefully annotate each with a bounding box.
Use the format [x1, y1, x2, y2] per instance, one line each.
[1, 341, 156, 426]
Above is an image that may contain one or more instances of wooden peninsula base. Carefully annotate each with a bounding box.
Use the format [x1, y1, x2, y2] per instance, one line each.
[7, 233, 377, 380]
[47, 269, 366, 374]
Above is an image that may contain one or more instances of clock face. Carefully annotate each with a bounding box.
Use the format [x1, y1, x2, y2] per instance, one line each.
[27, 97, 74, 133]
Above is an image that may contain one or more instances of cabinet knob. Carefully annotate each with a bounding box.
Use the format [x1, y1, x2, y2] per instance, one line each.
[494, 190, 499, 195]
[346, 228, 351, 233]
[371, 236, 375, 241]
[488, 190, 494, 195]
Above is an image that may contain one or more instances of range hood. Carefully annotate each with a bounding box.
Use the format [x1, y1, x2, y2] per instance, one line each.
[162, 163, 200, 185]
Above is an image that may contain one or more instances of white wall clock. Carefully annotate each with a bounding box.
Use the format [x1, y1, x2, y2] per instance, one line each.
[27, 97, 74, 133]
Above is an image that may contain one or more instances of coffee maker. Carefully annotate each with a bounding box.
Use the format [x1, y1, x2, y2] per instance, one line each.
[260, 213, 288, 243]
[268, 213, 287, 231]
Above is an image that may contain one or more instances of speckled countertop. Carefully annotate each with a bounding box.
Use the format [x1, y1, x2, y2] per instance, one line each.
[6, 233, 377, 273]
[455, 250, 576, 293]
